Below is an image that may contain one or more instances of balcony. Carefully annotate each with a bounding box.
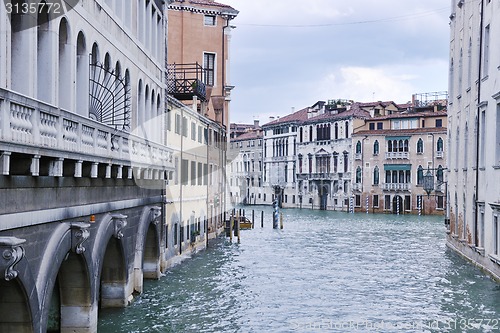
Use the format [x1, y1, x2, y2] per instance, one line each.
[382, 183, 410, 191]
[436, 151, 444, 159]
[166, 63, 207, 101]
[355, 153, 362, 160]
[352, 183, 362, 191]
[297, 173, 335, 180]
[385, 152, 409, 160]
[0, 89, 173, 176]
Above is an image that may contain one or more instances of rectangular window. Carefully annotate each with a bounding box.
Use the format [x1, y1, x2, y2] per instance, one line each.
[435, 119, 443, 128]
[197, 162, 202, 185]
[166, 109, 171, 131]
[203, 52, 215, 86]
[436, 195, 444, 209]
[191, 122, 196, 141]
[484, 25, 490, 77]
[497, 105, 500, 165]
[181, 159, 189, 185]
[174, 223, 178, 246]
[204, 128, 208, 144]
[355, 195, 361, 207]
[198, 125, 203, 143]
[204, 15, 216, 26]
[384, 195, 391, 210]
[203, 164, 208, 185]
[182, 117, 188, 137]
[175, 114, 181, 134]
[285, 195, 288, 203]
[369, 123, 375, 130]
[174, 157, 179, 185]
[377, 122, 383, 130]
[404, 195, 411, 211]
[373, 195, 379, 208]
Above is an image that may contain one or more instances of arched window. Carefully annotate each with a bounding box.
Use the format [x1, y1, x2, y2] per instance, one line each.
[334, 123, 338, 140]
[373, 140, 379, 155]
[309, 126, 313, 142]
[437, 165, 444, 183]
[437, 137, 444, 152]
[398, 140, 404, 152]
[403, 139, 409, 152]
[58, 18, 71, 110]
[76, 31, 88, 116]
[385, 170, 391, 183]
[356, 166, 362, 183]
[388, 140, 392, 152]
[417, 165, 424, 185]
[373, 166, 379, 185]
[356, 141, 361, 154]
[137, 79, 143, 126]
[299, 127, 303, 143]
[37, 3, 52, 103]
[417, 138, 424, 154]
[345, 121, 349, 138]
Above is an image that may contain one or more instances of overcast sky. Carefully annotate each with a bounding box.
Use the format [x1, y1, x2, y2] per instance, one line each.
[222, 0, 450, 125]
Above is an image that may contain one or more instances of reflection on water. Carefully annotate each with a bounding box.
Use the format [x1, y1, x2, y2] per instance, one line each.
[99, 208, 500, 332]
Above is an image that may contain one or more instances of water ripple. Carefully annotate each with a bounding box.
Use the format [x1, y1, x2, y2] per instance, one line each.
[99, 208, 500, 332]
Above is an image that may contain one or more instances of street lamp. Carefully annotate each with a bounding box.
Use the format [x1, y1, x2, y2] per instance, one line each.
[423, 167, 434, 198]
[422, 167, 449, 227]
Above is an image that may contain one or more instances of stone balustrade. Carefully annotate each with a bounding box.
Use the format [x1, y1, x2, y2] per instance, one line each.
[0, 89, 174, 177]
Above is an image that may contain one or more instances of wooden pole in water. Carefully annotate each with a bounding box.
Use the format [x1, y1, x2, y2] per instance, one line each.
[236, 210, 240, 243]
[280, 212, 284, 229]
[261, 211, 264, 228]
[229, 213, 233, 243]
[252, 210, 255, 229]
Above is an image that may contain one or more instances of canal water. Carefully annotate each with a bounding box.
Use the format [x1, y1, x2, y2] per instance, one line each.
[98, 207, 500, 332]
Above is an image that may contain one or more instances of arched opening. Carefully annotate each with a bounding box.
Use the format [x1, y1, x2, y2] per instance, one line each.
[76, 31, 88, 116]
[0, 279, 33, 332]
[37, 3, 52, 103]
[137, 79, 143, 127]
[100, 237, 127, 308]
[143, 224, 160, 279]
[58, 18, 72, 110]
[392, 195, 403, 214]
[11, 0, 32, 94]
[47, 252, 92, 332]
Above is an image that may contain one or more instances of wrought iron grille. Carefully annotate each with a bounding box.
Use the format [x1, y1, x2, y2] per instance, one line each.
[89, 57, 131, 131]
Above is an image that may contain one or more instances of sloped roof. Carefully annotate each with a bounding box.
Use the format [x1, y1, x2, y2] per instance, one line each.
[369, 110, 447, 121]
[354, 127, 447, 136]
[302, 103, 371, 124]
[231, 130, 263, 142]
[171, 0, 238, 13]
[263, 107, 309, 127]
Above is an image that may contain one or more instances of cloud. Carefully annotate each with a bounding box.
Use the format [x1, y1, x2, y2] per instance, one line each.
[223, 0, 450, 124]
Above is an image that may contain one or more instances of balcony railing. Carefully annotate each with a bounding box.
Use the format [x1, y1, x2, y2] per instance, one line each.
[385, 152, 409, 159]
[352, 183, 362, 191]
[436, 151, 444, 159]
[166, 63, 207, 101]
[382, 183, 410, 191]
[355, 153, 362, 160]
[0, 89, 173, 174]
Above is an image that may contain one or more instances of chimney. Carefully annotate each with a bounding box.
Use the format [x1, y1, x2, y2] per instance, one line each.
[269, 116, 275, 122]
[254, 119, 260, 128]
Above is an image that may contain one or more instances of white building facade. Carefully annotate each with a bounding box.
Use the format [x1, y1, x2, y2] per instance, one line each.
[448, 0, 500, 280]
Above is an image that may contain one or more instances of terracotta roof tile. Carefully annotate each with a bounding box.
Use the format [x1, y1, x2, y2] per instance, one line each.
[369, 110, 447, 121]
[231, 131, 263, 142]
[182, 0, 237, 10]
[263, 107, 309, 127]
[354, 127, 447, 136]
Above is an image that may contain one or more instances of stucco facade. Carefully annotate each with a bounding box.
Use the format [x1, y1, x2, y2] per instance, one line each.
[447, 0, 500, 280]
